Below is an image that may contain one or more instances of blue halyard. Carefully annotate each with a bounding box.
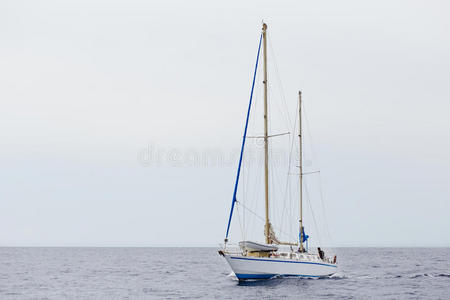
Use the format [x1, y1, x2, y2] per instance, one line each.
[224, 34, 263, 242]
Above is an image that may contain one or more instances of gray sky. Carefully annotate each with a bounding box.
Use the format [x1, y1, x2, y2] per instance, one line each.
[1, 0, 449, 247]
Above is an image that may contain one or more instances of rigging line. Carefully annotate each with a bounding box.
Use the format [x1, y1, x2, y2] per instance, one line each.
[241, 136, 247, 235]
[267, 79, 288, 138]
[244, 64, 262, 234]
[302, 100, 319, 167]
[302, 171, 321, 175]
[243, 139, 262, 242]
[242, 90, 259, 234]
[244, 44, 264, 242]
[236, 204, 245, 242]
[304, 179, 324, 247]
[303, 101, 333, 245]
[247, 137, 264, 241]
[248, 150, 262, 241]
[225, 34, 262, 241]
[279, 149, 295, 237]
[241, 149, 249, 237]
[272, 147, 293, 242]
[268, 143, 286, 240]
[239, 201, 298, 242]
[266, 129, 296, 243]
[252, 146, 261, 221]
[267, 34, 294, 131]
[318, 174, 334, 244]
[247, 132, 290, 138]
[267, 135, 283, 225]
[247, 67, 262, 141]
[279, 98, 299, 237]
[242, 149, 247, 236]
[290, 171, 296, 242]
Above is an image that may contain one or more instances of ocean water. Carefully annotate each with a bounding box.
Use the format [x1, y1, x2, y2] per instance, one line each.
[0, 247, 449, 299]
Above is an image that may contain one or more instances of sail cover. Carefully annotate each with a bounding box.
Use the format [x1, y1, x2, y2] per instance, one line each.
[239, 241, 278, 252]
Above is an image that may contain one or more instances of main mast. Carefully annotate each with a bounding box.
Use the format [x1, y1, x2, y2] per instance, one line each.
[298, 91, 304, 252]
[262, 23, 271, 244]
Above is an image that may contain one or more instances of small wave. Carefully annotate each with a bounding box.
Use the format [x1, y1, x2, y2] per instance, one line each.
[328, 272, 346, 280]
[409, 273, 450, 279]
[410, 273, 435, 278]
[357, 275, 378, 279]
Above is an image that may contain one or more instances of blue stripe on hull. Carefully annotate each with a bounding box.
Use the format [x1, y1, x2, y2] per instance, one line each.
[230, 256, 338, 268]
[235, 273, 321, 280]
[236, 274, 276, 279]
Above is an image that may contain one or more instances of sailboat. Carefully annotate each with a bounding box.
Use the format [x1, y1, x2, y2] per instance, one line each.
[218, 23, 338, 280]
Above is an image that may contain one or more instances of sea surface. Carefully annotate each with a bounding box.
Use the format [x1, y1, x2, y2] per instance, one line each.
[0, 247, 449, 299]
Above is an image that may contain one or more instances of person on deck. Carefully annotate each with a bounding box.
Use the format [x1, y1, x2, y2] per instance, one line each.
[317, 247, 325, 260]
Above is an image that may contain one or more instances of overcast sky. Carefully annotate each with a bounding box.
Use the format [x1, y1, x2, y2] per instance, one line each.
[1, 0, 449, 247]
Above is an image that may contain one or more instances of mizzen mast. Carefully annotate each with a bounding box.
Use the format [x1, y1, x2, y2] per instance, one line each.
[298, 91, 304, 252]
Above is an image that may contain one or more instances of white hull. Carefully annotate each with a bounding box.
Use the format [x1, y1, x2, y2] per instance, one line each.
[223, 254, 337, 280]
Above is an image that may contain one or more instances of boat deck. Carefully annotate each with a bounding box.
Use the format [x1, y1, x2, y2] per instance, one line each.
[220, 247, 336, 266]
